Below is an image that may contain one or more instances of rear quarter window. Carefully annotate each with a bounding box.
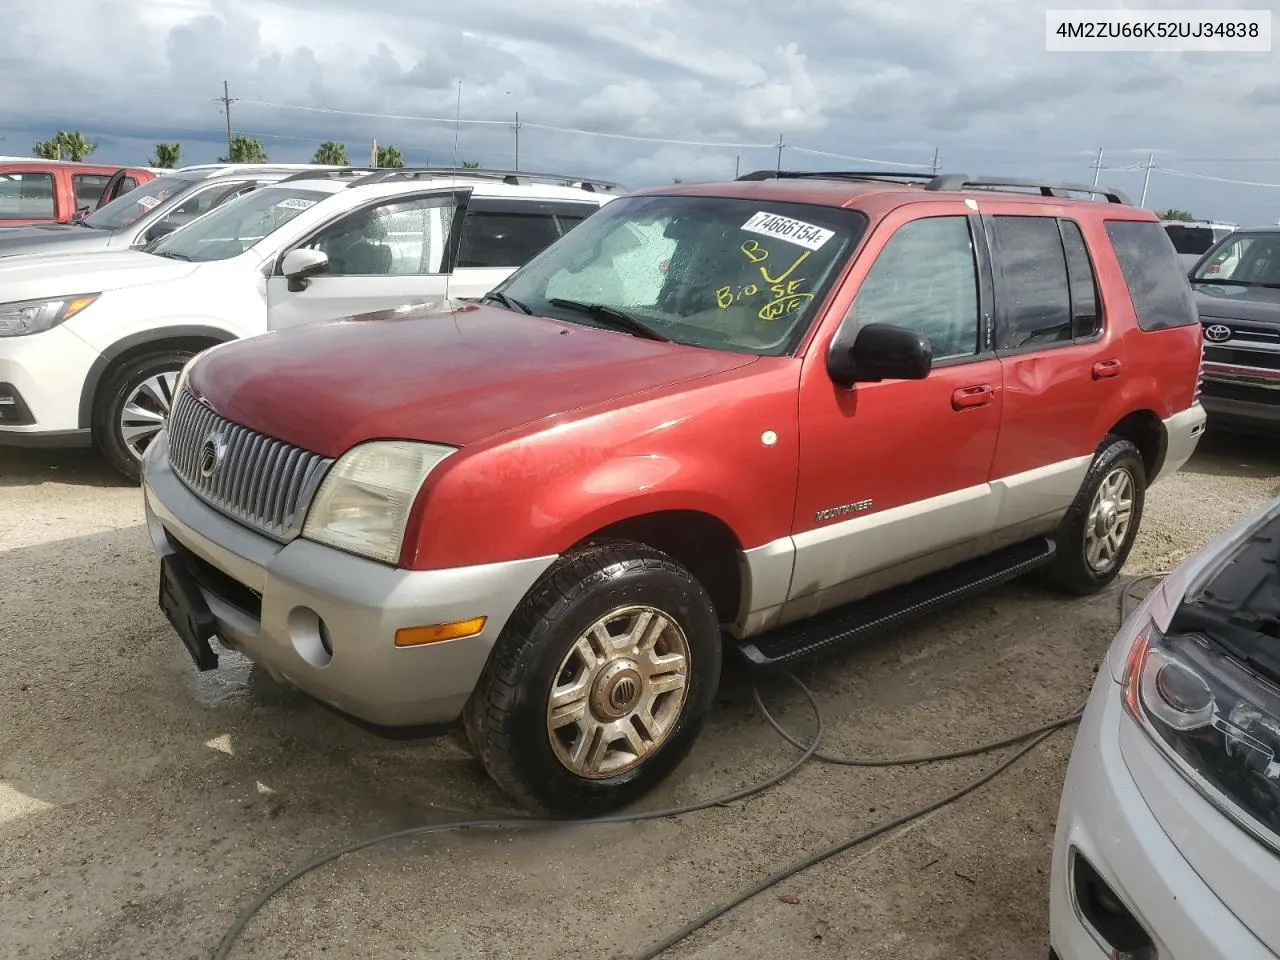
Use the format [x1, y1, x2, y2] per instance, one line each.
[1103, 220, 1198, 331]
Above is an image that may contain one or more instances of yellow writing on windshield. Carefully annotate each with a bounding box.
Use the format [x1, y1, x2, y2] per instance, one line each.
[714, 241, 816, 318]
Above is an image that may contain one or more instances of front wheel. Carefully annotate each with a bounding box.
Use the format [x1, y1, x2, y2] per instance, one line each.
[463, 541, 722, 816]
[1045, 435, 1147, 596]
[94, 350, 193, 482]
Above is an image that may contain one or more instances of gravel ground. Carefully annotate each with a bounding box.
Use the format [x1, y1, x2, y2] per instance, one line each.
[2, 428, 1278, 960]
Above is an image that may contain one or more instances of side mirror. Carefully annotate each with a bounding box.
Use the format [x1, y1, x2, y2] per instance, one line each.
[281, 248, 330, 292]
[144, 221, 178, 243]
[828, 322, 933, 385]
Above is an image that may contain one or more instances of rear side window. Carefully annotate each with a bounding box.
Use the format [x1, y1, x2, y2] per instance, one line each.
[456, 210, 561, 268]
[1104, 220, 1198, 330]
[988, 215, 1072, 350]
[0, 172, 55, 220]
[73, 174, 112, 210]
[1059, 220, 1102, 339]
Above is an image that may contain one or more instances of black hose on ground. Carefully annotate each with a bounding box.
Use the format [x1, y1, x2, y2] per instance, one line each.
[212, 572, 1168, 960]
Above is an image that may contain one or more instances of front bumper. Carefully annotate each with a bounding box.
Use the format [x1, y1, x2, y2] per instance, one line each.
[1049, 668, 1277, 960]
[142, 430, 556, 727]
[1199, 363, 1280, 431]
[0, 326, 100, 445]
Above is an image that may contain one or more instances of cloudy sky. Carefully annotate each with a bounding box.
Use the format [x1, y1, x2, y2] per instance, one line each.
[1, 0, 1277, 223]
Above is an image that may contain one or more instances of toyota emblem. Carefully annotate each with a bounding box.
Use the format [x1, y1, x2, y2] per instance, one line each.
[198, 434, 226, 478]
[1204, 323, 1232, 343]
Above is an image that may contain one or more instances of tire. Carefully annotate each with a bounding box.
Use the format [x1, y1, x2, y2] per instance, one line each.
[463, 541, 722, 817]
[94, 349, 193, 482]
[1045, 435, 1147, 596]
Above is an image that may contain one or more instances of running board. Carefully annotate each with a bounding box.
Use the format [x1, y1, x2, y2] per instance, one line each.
[735, 537, 1057, 668]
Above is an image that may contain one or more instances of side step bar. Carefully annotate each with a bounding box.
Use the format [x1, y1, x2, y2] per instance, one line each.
[735, 537, 1058, 667]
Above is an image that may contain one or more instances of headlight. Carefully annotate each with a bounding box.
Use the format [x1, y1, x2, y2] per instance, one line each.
[0, 294, 99, 337]
[1123, 623, 1280, 844]
[301, 440, 456, 564]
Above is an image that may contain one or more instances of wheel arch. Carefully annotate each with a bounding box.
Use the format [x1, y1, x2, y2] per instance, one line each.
[1104, 408, 1167, 483]
[79, 325, 237, 429]
[563, 509, 746, 629]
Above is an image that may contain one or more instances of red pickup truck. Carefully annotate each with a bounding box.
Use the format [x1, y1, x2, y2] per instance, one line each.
[0, 161, 155, 225]
[141, 170, 1208, 815]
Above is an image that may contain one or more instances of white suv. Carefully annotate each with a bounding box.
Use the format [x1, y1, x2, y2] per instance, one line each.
[0, 167, 620, 478]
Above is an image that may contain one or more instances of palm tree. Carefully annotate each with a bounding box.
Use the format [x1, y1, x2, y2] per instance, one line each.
[56, 131, 96, 161]
[219, 136, 268, 164]
[150, 143, 182, 168]
[462, 160, 480, 169]
[31, 131, 96, 161]
[312, 141, 350, 165]
[375, 144, 404, 168]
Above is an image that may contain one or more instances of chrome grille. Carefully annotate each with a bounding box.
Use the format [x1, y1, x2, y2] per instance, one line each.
[166, 388, 334, 541]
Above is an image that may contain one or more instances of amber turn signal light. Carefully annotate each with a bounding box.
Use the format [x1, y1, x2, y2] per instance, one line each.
[394, 617, 487, 647]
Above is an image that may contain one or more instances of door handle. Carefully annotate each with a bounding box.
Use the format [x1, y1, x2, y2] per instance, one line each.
[951, 384, 994, 410]
[1092, 359, 1123, 380]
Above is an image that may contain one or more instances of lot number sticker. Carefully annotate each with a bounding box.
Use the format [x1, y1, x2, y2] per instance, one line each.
[276, 198, 317, 211]
[136, 196, 161, 209]
[741, 211, 834, 251]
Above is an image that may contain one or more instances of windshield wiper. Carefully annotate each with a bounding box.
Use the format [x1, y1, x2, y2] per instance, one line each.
[480, 290, 533, 314]
[151, 251, 193, 261]
[547, 298, 670, 342]
[1192, 277, 1280, 288]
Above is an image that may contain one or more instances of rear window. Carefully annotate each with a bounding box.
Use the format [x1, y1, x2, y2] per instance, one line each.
[1104, 220, 1198, 331]
[1163, 223, 1218, 256]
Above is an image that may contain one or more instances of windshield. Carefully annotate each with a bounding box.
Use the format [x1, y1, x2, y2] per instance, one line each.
[1191, 232, 1280, 285]
[148, 186, 329, 262]
[493, 194, 866, 355]
[84, 176, 193, 230]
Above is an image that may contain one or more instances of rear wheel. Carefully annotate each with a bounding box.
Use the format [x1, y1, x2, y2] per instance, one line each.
[1045, 435, 1146, 596]
[463, 541, 721, 816]
[94, 350, 192, 482]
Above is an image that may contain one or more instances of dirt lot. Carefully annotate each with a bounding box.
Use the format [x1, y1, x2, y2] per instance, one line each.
[3, 430, 1278, 960]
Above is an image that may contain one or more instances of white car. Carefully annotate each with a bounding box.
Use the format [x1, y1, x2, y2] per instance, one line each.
[0, 168, 619, 478]
[1049, 494, 1280, 960]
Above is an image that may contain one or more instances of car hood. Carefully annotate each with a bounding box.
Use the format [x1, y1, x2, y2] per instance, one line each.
[0, 225, 110, 259]
[0, 249, 197, 302]
[188, 302, 759, 457]
[1194, 284, 1280, 325]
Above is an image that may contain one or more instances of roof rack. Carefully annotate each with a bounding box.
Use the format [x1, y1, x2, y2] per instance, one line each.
[738, 168, 1131, 205]
[738, 169, 939, 185]
[345, 166, 627, 193]
[923, 174, 1131, 205]
[276, 167, 381, 184]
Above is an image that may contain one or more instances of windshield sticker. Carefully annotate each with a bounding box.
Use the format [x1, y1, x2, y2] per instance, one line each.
[275, 198, 318, 211]
[136, 196, 161, 210]
[741, 212, 834, 251]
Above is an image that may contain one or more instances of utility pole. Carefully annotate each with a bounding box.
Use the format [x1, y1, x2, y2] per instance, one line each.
[1139, 151, 1156, 207]
[930, 147, 941, 175]
[1090, 146, 1104, 186]
[735, 154, 740, 178]
[211, 80, 238, 160]
[513, 111, 520, 170]
[371, 138, 378, 167]
[775, 132, 785, 172]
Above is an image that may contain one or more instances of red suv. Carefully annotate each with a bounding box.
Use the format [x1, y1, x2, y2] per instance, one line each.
[141, 170, 1207, 815]
[0, 161, 155, 225]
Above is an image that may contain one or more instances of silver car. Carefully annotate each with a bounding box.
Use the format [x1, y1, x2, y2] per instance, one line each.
[1049, 494, 1280, 959]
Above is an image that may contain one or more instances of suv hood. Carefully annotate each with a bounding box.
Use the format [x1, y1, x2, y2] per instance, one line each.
[0, 249, 197, 303]
[188, 303, 759, 457]
[1194, 283, 1280, 324]
[0, 224, 109, 259]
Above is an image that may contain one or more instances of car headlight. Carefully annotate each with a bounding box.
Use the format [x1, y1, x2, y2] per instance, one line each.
[1123, 622, 1280, 844]
[0, 294, 99, 337]
[301, 440, 456, 565]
